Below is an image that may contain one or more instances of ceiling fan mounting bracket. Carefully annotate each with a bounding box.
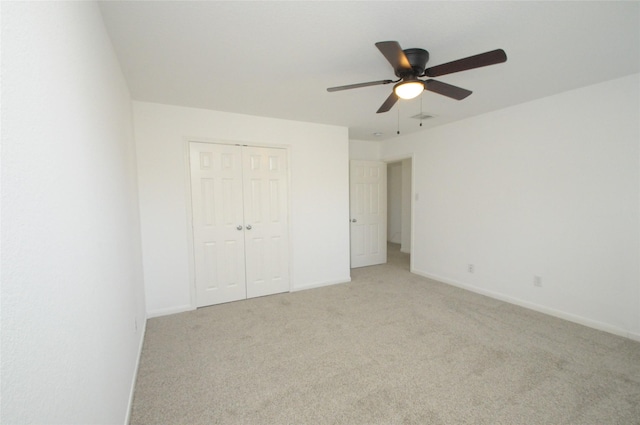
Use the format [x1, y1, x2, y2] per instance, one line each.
[399, 48, 430, 78]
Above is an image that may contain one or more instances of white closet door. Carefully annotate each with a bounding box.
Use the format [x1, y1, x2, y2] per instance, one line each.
[190, 143, 246, 307]
[242, 147, 290, 298]
[350, 160, 387, 268]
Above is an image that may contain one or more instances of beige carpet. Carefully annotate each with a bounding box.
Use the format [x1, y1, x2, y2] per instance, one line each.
[131, 244, 640, 424]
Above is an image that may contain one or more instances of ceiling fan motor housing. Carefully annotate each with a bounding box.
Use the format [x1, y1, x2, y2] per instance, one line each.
[400, 48, 429, 77]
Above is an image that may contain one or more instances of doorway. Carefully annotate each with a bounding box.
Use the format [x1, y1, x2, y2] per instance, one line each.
[386, 158, 412, 270]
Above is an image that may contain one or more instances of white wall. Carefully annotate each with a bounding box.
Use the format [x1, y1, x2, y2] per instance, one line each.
[382, 73, 640, 340]
[349, 139, 381, 160]
[401, 158, 412, 254]
[387, 162, 403, 243]
[386, 160, 413, 251]
[133, 102, 351, 316]
[1, 2, 146, 424]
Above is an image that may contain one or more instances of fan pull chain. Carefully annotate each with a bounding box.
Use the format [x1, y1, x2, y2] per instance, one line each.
[420, 94, 423, 127]
[397, 103, 400, 135]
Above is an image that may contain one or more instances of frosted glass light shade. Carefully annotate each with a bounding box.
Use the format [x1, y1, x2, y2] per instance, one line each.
[394, 81, 424, 100]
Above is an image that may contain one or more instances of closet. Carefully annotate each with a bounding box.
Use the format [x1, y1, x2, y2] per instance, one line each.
[189, 142, 289, 307]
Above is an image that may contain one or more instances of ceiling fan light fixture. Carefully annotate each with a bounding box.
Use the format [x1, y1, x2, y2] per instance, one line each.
[394, 81, 424, 100]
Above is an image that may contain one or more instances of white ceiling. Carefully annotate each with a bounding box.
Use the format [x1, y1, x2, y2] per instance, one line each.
[99, 1, 640, 141]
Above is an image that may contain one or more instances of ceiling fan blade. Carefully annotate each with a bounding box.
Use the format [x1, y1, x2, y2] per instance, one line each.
[423, 49, 507, 77]
[327, 79, 394, 92]
[375, 41, 412, 73]
[424, 79, 472, 100]
[376, 92, 399, 113]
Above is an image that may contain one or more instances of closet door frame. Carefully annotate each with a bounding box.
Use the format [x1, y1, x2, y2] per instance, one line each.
[183, 139, 292, 310]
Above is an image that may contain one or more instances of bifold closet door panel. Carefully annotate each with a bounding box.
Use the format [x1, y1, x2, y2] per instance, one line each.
[242, 147, 290, 299]
[190, 143, 247, 307]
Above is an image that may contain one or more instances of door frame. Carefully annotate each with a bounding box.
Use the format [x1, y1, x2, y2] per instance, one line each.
[183, 138, 293, 310]
[381, 153, 416, 273]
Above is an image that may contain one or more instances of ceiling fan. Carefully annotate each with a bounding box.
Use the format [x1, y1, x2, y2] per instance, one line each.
[327, 41, 507, 113]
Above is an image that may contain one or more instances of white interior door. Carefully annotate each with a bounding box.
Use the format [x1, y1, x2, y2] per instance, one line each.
[190, 143, 246, 306]
[350, 160, 387, 268]
[190, 142, 290, 307]
[243, 146, 289, 298]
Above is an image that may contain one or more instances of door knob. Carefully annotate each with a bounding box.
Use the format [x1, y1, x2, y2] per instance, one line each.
[351, 219, 357, 223]
[236, 225, 243, 231]
[246, 224, 252, 230]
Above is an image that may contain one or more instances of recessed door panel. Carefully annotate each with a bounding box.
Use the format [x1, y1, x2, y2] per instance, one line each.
[203, 242, 217, 290]
[269, 180, 280, 222]
[269, 236, 282, 279]
[201, 179, 216, 227]
[249, 179, 262, 224]
[222, 240, 241, 287]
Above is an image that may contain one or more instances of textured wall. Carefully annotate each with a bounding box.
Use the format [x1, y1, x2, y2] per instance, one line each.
[349, 139, 382, 161]
[382, 74, 640, 340]
[387, 162, 403, 244]
[1, 2, 146, 423]
[401, 158, 412, 254]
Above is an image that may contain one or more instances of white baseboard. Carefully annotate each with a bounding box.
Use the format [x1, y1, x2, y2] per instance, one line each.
[412, 269, 639, 342]
[145, 280, 355, 317]
[125, 318, 147, 425]
[291, 277, 351, 292]
[146, 304, 194, 319]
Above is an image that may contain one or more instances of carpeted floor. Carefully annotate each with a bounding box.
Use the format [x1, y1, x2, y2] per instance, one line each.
[130, 243, 640, 424]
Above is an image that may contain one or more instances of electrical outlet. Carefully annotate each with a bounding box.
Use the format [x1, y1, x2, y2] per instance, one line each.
[468, 264, 475, 273]
[534, 276, 542, 287]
